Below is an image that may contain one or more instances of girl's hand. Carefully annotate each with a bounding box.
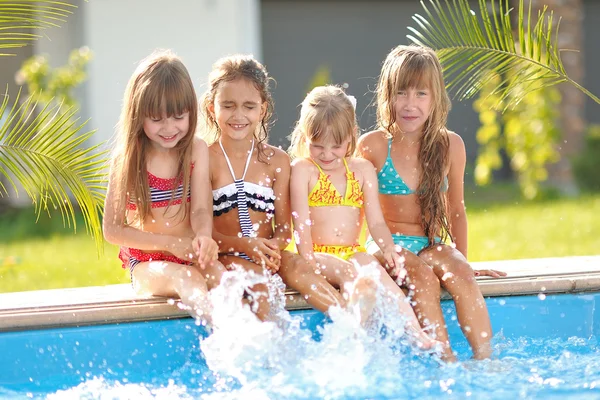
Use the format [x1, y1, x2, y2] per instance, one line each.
[242, 237, 281, 273]
[192, 235, 219, 268]
[474, 269, 507, 278]
[382, 250, 407, 283]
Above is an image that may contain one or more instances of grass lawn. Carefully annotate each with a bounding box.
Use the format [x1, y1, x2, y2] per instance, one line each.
[1, 185, 599, 293]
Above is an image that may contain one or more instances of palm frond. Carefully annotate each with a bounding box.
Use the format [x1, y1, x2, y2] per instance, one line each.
[407, 0, 600, 109]
[0, 88, 107, 252]
[0, 1, 76, 56]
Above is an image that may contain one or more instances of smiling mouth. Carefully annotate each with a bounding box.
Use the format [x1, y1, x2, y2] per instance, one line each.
[229, 124, 248, 129]
[160, 134, 177, 140]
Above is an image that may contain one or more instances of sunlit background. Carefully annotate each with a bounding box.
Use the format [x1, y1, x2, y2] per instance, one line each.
[1, 0, 599, 293]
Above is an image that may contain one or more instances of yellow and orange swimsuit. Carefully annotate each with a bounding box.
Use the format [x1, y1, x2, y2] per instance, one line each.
[308, 158, 366, 260]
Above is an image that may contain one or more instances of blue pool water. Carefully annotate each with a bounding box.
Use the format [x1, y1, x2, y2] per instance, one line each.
[1, 292, 600, 399]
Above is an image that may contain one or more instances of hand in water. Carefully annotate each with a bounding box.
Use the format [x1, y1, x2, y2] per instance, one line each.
[243, 237, 281, 273]
[192, 235, 219, 268]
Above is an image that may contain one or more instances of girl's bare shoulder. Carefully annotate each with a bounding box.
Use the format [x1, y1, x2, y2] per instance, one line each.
[191, 136, 209, 156]
[357, 129, 389, 157]
[290, 157, 315, 170]
[447, 130, 466, 152]
[348, 156, 375, 171]
[262, 144, 291, 170]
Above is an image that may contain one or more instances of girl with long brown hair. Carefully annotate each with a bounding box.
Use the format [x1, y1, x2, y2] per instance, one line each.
[358, 45, 505, 361]
[103, 50, 225, 322]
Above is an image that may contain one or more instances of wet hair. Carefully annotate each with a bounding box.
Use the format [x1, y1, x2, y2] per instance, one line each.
[111, 49, 197, 225]
[288, 85, 357, 160]
[375, 45, 452, 244]
[200, 54, 274, 162]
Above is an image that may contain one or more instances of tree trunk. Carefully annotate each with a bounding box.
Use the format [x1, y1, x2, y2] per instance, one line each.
[529, 0, 586, 195]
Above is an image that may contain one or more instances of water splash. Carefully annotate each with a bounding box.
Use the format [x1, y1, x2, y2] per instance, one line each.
[197, 263, 439, 399]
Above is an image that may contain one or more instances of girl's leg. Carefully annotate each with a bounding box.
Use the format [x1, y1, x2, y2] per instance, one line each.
[371, 249, 454, 360]
[220, 255, 272, 322]
[419, 245, 493, 360]
[278, 250, 345, 313]
[348, 252, 439, 350]
[132, 260, 218, 320]
[313, 253, 378, 325]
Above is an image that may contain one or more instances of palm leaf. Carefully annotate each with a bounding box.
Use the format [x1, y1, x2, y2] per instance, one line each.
[0, 1, 76, 56]
[407, 0, 600, 109]
[0, 88, 107, 252]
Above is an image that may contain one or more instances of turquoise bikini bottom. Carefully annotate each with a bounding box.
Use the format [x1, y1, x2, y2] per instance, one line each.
[365, 234, 442, 255]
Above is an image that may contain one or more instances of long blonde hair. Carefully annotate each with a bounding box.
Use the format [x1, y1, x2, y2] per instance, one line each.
[200, 54, 274, 163]
[288, 85, 357, 160]
[375, 45, 452, 244]
[110, 49, 197, 225]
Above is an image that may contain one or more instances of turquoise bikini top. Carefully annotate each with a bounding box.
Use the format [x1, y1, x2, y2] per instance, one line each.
[377, 139, 447, 195]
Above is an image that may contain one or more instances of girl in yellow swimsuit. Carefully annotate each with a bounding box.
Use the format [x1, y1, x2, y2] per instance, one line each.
[289, 85, 438, 349]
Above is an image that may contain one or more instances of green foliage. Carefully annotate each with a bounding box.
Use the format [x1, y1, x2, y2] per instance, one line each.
[0, 2, 106, 254]
[15, 47, 93, 109]
[407, 0, 600, 107]
[0, 89, 107, 253]
[474, 74, 561, 199]
[573, 124, 600, 192]
[0, 2, 76, 56]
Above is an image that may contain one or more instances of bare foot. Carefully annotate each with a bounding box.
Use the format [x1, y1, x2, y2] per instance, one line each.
[406, 325, 444, 352]
[347, 276, 378, 326]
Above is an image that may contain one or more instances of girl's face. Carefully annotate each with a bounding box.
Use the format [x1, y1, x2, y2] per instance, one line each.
[393, 87, 432, 136]
[307, 132, 350, 171]
[143, 111, 190, 150]
[210, 78, 266, 142]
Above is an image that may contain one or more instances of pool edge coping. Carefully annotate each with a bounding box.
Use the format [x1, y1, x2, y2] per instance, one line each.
[2, 255, 599, 332]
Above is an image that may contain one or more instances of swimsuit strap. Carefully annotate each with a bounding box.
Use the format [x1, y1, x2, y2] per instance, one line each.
[218, 139, 255, 238]
[342, 158, 351, 175]
[310, 158, 325, 175]
[219, 139, 254, 181]
[387, 138, 393, 157]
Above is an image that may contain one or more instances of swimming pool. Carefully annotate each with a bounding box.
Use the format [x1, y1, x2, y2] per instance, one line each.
[1, 291, 599, 399]
[1, 256, 600, 399]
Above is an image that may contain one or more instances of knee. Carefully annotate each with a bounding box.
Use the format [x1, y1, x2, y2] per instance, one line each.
[248, 283, 269, 299]
[407, 267, 442, 298]
[442, 262, 477, 287]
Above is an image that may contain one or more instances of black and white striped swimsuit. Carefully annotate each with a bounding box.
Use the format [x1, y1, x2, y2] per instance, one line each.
[212, 140, 275, 262]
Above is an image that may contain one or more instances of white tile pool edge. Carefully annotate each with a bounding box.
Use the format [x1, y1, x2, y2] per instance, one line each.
[1, 255, 599, 332]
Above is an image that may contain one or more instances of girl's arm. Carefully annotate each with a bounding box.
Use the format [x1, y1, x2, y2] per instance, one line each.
[290, 159, 317, 267]
[102, 166, 193, 260]
[190, 138, 219, 266]
[270, 149, 293, 251]
[358, 158, 404, 277]
[447, 132, 468, 258]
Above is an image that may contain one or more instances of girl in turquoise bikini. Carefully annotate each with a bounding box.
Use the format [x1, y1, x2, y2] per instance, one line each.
[358, 45, 505, 361]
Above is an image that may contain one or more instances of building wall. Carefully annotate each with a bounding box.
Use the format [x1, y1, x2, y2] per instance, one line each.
[261, 0, 481, 159]
[36, 0, 262, 148]
[262, 0, 600, 168]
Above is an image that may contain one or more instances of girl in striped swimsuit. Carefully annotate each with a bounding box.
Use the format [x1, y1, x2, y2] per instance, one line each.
[103, 50, 226, 323]
[202, 55, 374, 322]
